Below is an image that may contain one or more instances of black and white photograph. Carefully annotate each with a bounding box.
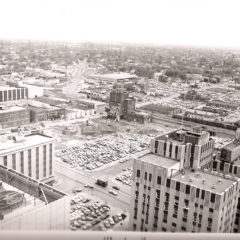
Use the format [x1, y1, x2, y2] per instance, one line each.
[0, 0, 240, 239]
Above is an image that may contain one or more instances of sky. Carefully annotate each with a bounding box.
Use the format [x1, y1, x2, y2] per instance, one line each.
[0, 0, 240, 48]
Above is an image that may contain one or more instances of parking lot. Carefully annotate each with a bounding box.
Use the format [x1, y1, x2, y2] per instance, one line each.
[70, 193, 127, 231]
[56, 133, 151, 170]
[115, 168, 133, 187]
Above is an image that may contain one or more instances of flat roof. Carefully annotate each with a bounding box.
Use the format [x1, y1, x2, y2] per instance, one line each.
[91, 73, 139, 81]
[0, 134, 54, 155]
[139, 153, 178, 168]
[172, 169, 235, 194]
[0, 106, 26, 113]
[223, 140, 240, 151]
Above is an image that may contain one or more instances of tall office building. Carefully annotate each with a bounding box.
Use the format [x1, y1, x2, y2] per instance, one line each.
[0, 134, 55, 183]
[129, 128, 240, 233]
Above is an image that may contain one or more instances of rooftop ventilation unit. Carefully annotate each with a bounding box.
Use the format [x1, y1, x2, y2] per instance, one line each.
[202, 179, 205, 184]
[211, 184, 216, 189]
[218, 179, 222, 184]
[189, 178, 193, 182]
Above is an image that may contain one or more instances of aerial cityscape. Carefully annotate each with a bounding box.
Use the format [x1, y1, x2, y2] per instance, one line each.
[0, 0, 240, 236]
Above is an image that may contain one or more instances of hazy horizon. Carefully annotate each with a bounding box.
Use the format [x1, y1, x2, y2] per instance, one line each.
[1, 0, 240, 49]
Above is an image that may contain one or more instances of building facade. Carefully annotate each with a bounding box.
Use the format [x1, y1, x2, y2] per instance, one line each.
[0, 134, 55, 183]
[0, 87, 28, 102]
[0, 106, 30, 129]
[129, 129, 239, 233]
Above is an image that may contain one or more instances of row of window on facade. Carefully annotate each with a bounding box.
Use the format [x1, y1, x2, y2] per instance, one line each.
[2, 144, 52, 179]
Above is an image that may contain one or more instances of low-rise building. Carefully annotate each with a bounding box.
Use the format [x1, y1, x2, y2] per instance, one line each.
[207, 100, 240, 111]
[0, 105, 30, 129]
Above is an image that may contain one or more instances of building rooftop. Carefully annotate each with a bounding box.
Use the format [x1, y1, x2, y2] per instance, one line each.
[222, 139, 240, 151]
[172, 169, 236, 194]
[139, 153, 179, 168]
[0, 106, 26, 113]
[90, 73, 139, 81]
[0, 181, 45, 223]
[0, 134, 53, 155]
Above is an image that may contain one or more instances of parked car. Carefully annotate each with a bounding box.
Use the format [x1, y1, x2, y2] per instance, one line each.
[108, 190, 118, 196]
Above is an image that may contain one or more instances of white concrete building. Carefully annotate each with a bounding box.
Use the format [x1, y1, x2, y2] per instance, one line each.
[129, 129, 240, 233]
[0, 134, 55, 183]
[0, 86, 28, 102]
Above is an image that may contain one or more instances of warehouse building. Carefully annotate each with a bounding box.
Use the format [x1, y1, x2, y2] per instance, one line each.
[0, 105, 30, 129]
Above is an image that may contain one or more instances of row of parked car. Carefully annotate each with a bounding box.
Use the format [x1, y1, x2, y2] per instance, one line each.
[56, 133, 150, 171]
[115, 168, 133, 186]
[70, 194, 124, 231]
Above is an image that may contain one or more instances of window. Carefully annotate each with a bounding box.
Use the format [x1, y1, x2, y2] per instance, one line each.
[210, 193, 216, 203]
[172, 222, 177, 227]
[156, 190, 160, 199]
[196, 188, 200, 198]
[12, 154, 16, 170]
[208, 217, 212, 228]
[144, 172, 147, 180]
[28, 149, 32, 177]
[20, 152, 24, 174]
[133, 224, 136, 231]
[137, 169, 140, 177]
[201, 190, 205, 200]
[49, 144, 53, 175]
[184, 199, 189, 207]
[175, 196, 179, 201]
[181, 226, 186, 231]
[43, 145, 46, 178]
[200, 205, 203, 209]
[166, 178, 171, 188]
[3, 156, 7, 166]
[148, 186, 151, 191]
[149, 173, 152, 182]
[199, 214, 202, 223]
[193, 212, 197, 222]
[209, 208, 214, 213]
[176, 181, 180, 191]
[157, 176, 161, 185]
[36, 147, 39, 179]
[185, 185, 190, 194]
[195, 203, 198, 208]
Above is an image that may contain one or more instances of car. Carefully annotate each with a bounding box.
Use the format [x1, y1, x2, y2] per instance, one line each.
[112, 215, 120, 223]
[104, 220, 111, 228]
[117, 214, 123, 221]
[108, 190, 118, 196]
[100, 214, 110, 220]
[108, 218, 115, 225]
[112, 186, 120, 191]
[91, 219, 100, 226]
[72, 188, 83, 193]
[70, 226, 77, 231]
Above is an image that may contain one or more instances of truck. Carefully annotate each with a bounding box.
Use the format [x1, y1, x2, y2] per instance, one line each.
[96, 177, 108, 187]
